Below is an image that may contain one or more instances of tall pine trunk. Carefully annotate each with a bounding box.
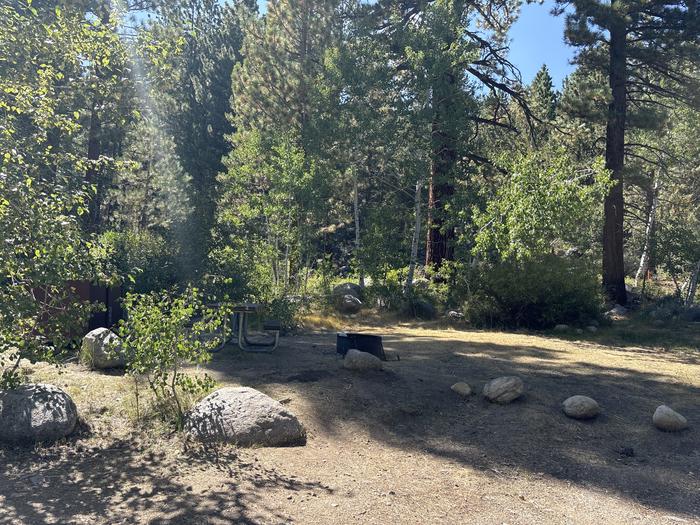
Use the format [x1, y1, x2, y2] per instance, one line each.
[353, 172, 364, 288]
[602, 7, 628, 305]
[425, 73, 456, 268]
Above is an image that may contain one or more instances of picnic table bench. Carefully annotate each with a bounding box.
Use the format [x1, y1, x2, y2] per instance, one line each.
[230, 303, 280, 352]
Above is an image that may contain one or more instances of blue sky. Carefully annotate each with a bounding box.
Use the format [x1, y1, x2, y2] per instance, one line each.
[255, 0, 575, 89]
[508, 0, 575, 88]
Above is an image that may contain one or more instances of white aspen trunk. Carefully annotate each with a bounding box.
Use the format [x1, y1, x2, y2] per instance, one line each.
[685, 260, 700, 307]
[634, 180, 659, 288]
[404, 177, 423, 296]
[271, 237, 280, 287]
[302, 253, 311, 293]
[354, 172, 364, 288]
[283, 244, 290, 289]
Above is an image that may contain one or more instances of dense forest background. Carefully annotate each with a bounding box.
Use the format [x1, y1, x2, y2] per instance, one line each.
[1, 0, 699, 348]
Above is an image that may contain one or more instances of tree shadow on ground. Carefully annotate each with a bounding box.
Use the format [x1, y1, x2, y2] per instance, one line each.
[204, 329, 700, 517]
[0, 435, 330, 524]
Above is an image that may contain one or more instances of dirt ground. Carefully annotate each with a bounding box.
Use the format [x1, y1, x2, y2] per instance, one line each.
[1, 321, 699, 524]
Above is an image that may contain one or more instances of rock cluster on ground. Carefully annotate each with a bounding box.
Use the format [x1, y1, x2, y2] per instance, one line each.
[185, 387, 306, 446]
[482, 376, 524, 404]
[562, 395, 600, 419]
[652, 405, 688, 432]
[606, 304, 628, 317]
[451, 382, 472, 396]
[0, 383, 78, 444]
[343, 349, 383, 371]
[81, 327, 126, 369]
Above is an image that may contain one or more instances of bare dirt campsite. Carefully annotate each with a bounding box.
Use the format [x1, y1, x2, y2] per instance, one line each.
[4, 0, 700, 523]
[2, 320, 698, 525]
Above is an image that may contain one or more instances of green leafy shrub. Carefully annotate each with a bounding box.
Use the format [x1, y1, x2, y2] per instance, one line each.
[363, 267, 443, 318]
[402, 295, 437, 319]
[99, 230, 178, 293]
[206, 239, 274, 302]
[262, 294, 302, 332]
[423, 260, 476, 309]
[641, 295, 700, 323]
[464, 255, 604, 329]
[118, 287, 226, 429]
[655, 218, 700, 300]
[365, 268, 405, 311]
[0, 176, 95, 389]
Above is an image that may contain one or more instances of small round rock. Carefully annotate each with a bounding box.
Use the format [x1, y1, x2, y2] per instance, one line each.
[482, 376, 524, 404]
[451, 382, 472, 397]
[652, 405, 688, 432]
[343, 349, 383, 371]
[562, 395, 600, 420]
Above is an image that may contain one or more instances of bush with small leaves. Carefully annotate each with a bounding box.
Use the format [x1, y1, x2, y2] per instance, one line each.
[464, 255, 604, 329]
[118, 287, 229, 429]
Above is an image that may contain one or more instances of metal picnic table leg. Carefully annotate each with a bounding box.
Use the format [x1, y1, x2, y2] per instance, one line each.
[237, 310, 278, 353]
[237, 311, 246, 350]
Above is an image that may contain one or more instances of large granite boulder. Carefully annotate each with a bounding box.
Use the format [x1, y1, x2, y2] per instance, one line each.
[185, 387, 306, 447]
[337, 294, 362, 314]
[606, 304, 628, 317]
[332, 283, 364, 314]
[332, 282, 363, 301]
[482, 376, 524, 404]
[81, 328, 126, 369]
[343, 349, 383, 371]
[0, 383, 78, 444]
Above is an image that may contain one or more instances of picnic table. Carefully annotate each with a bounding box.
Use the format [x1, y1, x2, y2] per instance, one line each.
[230, 303, 280, 352]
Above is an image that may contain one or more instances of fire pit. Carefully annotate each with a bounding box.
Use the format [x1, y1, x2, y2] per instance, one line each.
[336, 332, 386, 361]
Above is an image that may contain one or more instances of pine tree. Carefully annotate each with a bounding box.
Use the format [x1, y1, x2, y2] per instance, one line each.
[231, 0, 337, 150]
[109, 115, 191, 233]
[528, 64, 558, 144]
[324, 0, 428, 285]
[218, 0, 339, 291]
[367, 0, 530, 269]
[555, 0, 700, 304]
[147, 0, 251, 278]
